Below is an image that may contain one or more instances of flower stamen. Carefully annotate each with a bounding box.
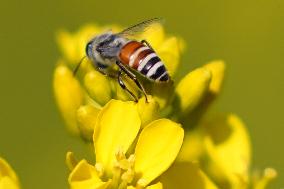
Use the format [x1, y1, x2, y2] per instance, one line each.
[105, 148, 138, 189]
[136, 178, 148, 189]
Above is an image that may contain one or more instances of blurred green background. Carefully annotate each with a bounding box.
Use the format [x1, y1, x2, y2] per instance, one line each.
[0, 0, 283, 188]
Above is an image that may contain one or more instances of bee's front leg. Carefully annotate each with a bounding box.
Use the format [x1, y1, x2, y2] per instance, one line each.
[116, 61, 149, 103]
[117, 71, 138, 102]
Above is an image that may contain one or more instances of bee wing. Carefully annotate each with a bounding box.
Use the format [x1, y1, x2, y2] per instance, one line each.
[117, 18, 164, 37]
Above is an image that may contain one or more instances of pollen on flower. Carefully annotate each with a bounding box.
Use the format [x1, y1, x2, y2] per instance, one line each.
[115, 147, 126, 161]
[94, 147, 141, 189]
[112, 149, 137, 188]
[137, 178, 148, 188]
[121, 169, 135, 183]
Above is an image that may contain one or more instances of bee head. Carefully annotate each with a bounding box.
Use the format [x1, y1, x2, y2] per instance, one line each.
[85, 32, 114, 57]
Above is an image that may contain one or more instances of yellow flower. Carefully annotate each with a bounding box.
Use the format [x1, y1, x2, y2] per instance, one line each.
[68, 99, 184, 189]
[202, 114, 251, 188]
[177, 61, 277, 189]
[54, 22, 277, 189]
[0, 157, 20, 189]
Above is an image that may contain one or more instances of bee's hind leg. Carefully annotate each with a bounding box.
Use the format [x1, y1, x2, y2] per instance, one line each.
[141, 40, 154, 50]
[116, 61, 149, 103]
[118, 71, 138, 102]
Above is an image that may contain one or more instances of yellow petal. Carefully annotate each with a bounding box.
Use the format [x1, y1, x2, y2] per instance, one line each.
[150, 82, 175, 110]
[53, 62, 84, 135]
[69, 160, 108, 189]
[157, 37, 185, 76]
[252, 168, 277, 189]
[94, 100, 141, 173]
[77, 104, 101, 141]
[0, 177, 19, 189]
[0, 158, 19, 189]
[203, 114, 251, 188]
[146, 182, 163, 189]
[137, 96, 160, 127]
[203, 60, 226, 95]
[84, 70, 113, 106]
[134, 119, 184, 185]
[174, 67, 211, 116]
[160, 162, 218, 189]
[177, 128, 205, 162]
[66, 152, 79, 171]
[56, 24, 101, 65]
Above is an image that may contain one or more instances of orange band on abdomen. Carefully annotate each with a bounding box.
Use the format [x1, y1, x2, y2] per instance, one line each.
[119, 41, 143, 65]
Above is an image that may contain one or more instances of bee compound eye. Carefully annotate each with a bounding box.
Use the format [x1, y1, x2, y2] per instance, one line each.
[85, 41, 93, 56]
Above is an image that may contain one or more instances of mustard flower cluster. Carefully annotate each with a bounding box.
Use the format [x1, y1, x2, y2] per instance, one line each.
[54, 22, 276, 189]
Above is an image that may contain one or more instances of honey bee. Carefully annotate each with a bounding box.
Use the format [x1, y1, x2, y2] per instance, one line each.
[74, 18, 170, 102]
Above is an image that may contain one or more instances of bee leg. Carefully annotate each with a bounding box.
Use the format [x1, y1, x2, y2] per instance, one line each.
[116, 61, 149, 103]
[141, 40, 154, 50]
[118, 71, 138, 102]
[97, 67, 117, 78]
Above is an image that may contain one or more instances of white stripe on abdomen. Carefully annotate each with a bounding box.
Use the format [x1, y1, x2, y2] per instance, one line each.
[137, 53, 157, 71]
[129, 46, 149, 67]
[146, 62, 163, 77]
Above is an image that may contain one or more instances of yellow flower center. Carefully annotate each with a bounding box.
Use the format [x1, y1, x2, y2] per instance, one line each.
[95, 148, 147, 189]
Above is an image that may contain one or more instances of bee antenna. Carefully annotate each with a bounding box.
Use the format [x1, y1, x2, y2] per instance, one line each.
[73, 56, 87, 76]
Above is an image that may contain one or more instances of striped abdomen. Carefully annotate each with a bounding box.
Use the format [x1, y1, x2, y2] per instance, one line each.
[118, 41, 169, 82]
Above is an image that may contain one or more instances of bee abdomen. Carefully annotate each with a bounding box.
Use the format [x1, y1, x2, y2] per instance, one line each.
[119, 41, 169, 82]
